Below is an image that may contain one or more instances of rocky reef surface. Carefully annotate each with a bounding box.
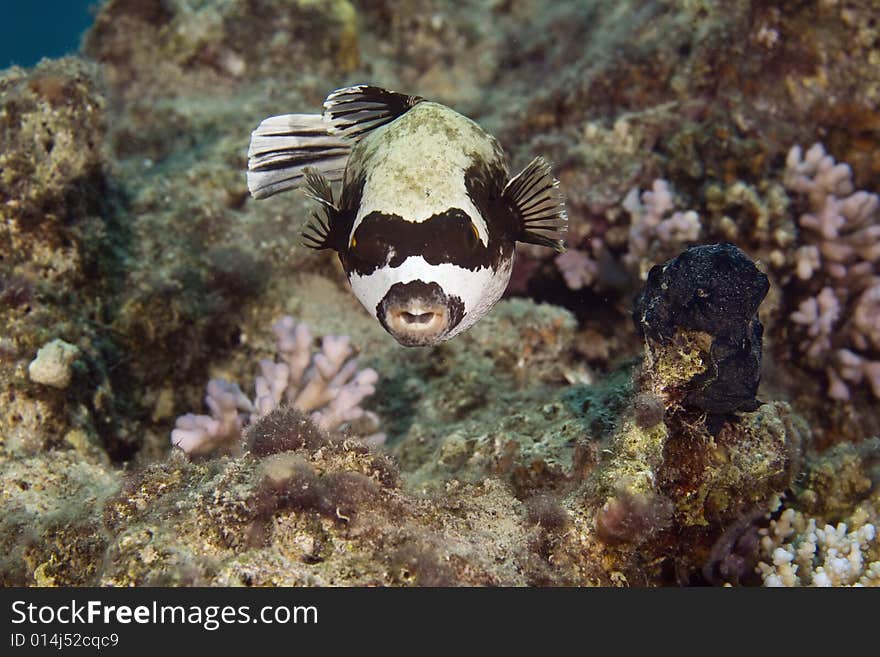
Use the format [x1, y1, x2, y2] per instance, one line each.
[1, 0, 879, 586]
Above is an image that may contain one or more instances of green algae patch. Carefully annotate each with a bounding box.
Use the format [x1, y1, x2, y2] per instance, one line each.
[564, 363, 636, 441]
[0, 450, 120, 586]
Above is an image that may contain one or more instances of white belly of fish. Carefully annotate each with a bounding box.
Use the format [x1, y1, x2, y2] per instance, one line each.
[348, 255, 514, 339]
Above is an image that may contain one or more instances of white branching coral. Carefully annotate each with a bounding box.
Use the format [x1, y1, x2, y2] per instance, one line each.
[622, 179, 701, 279]
[171, 316, 384, 456]
[756, 506, 880, 587]
[784, 144, 880, 400]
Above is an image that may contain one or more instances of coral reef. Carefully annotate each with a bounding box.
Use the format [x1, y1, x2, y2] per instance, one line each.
[622, 180, 701, 280]
[634, 243, 769, 418]
[566, 397, 806, 584]
[552, 244, 805, 583]
[703, 437, 880, 586]
[101, 408, 538, 586]
[3, 0, 880, 588]
[83, 0, 360, 101]
[795, 439, 880, 521]
[785, 144, 880, 400]
[0, 449, 118, 586]
[756, 504, 880, 587]
[554, 246, 599, 291]
[486, 244, 805, 586]
[172, 316, 383, 456]
[383, 298, 587, 495]
[0, 57, 135, 459]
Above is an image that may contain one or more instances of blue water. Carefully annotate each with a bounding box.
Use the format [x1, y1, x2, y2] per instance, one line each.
[1, 1, 94, 69]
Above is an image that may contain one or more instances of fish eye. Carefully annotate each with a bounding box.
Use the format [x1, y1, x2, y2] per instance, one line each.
[348, 225, 392, 265]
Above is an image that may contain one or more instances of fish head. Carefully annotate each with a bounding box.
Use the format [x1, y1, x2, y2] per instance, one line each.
[343, 211, 515, 347]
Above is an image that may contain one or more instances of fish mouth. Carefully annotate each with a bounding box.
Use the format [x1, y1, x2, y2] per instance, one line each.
[386, 304, 449, 345]
[377, 281, 464, 347]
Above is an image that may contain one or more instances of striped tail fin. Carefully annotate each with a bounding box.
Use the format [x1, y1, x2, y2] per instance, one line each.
[246, 113, 350, 200]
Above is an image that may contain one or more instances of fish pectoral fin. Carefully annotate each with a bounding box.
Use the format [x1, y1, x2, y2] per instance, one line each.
[303, 168, 337, 210]
[301, 169, 342, 252]
[301, 210, 333, 251]
[503, 156, 568, 253]
[323, 85, 422, 142]
[247, 113, 350, 199]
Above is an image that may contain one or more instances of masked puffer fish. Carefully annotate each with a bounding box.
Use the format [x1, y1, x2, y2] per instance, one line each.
[247, 85, 567, 347]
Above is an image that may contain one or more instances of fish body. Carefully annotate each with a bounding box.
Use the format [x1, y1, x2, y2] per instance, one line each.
[247, 86, 567, 347]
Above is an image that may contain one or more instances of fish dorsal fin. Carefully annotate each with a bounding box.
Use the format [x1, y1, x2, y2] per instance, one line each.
[323, 85, 423, 141]
[300, 169, 340, 251]
[247, 113, 350, 199]
[502, 156, 568, 252]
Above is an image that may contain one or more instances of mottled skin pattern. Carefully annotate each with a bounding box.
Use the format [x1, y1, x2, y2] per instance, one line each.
[344, 102, 508, 243]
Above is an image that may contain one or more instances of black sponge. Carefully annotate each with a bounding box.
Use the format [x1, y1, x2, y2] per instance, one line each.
[634, 243, 769, 415]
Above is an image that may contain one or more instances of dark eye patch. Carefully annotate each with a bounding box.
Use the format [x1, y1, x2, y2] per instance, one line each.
[349, 224, 392, 264]
[344, 209, 502, 276]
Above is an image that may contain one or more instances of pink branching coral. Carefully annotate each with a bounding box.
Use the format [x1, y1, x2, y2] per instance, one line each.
[785, 144, 880, 400]
[171, 316, 385, 455]
[554, 239, 600, 290]
[555, 179, 701, 291]
[622, 179, 701, 280]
